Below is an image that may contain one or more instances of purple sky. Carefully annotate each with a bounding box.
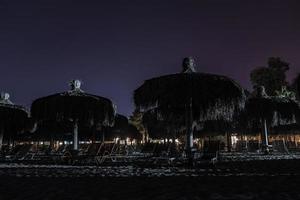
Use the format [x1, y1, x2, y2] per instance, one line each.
[1, 0, 300, 116]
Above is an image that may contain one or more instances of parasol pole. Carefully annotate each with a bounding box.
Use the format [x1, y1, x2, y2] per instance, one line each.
[184, 59, 196, 161]
[262, 118, 269, 153]
[0, 127, 3, 149]
[73, 119, 79, 150]
[91, 126, 96, 144]
[226, 132, 231, 152]
[102, 127, 105, 142]
[185, 98, 194, 160]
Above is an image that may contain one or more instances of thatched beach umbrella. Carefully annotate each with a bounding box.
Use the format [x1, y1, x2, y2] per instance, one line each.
[143, 108, 235, 151]
[134, 57, 246, 157]
[19, 120, 73, 142]
[194, 119, 234, 151]
[142, 108, 183, 140]
[269, 94, 300, 141]
[270, 124, 300, 136]
[0, 92, 29, 146]
[31, 80, 116, 150]
[194, 120, 233, 137]
[242, 86, 299, 152]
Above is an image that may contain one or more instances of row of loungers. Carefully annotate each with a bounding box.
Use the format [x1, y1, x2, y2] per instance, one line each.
[235, 140, 300, 153]
[200, 140, 300, 153]
[0, 140, 299, 165]
[0, 142, 183, 165]
[0, 143, 132, 165]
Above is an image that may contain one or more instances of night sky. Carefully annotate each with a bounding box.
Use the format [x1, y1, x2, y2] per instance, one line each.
[1, 0, 300, 116]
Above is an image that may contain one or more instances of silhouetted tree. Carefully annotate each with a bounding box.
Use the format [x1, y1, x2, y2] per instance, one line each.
[250, 57, 290, 95]
[129, 109, 147, 142]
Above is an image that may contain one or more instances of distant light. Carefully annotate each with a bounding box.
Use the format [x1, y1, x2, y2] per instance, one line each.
[231, 135, 238, 144]
[115, 137, 120, 143]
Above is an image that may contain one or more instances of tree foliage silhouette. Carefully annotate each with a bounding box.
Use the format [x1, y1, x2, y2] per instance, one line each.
[250, 57, 289, 95]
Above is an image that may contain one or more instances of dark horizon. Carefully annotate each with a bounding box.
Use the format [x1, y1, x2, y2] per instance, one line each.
[1, 0, 300, 116]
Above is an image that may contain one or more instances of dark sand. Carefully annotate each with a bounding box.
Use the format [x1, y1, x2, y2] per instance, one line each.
[1, 159, 300, 200]
[0, 175, 299, 200]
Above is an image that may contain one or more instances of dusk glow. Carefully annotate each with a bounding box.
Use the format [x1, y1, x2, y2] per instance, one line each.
[1, 0, 300, 115]
[2, 2, 300, 200]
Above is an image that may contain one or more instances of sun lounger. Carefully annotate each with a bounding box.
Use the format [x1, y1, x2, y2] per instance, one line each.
[247, 140, 260, 152]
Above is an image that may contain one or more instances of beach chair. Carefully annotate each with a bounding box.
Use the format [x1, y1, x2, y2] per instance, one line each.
[286, 141, 297, 151]
[201, 140, 220, 162]
[95, 143, 116, 164]
[140, 142, 157, 156]
[66, 143, 102, 165]
[167, 143, 180, 157]
[0, 145, 9, 159]
[153, 143, 169, 157]
[16, 144, 33, 160]
[247, 140, 260, 152]
[235, 140, 247, 152]
[272, 140, 289, 153]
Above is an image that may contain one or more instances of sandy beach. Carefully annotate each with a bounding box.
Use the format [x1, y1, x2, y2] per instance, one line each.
[0, 175, 299, 200]
[1, 159, 300, 200]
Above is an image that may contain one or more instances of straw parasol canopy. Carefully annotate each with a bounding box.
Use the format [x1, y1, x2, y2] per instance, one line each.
[31, 80, 116, 150]
[142, 108, 184, 140]
[240, 86, 300, 150]
[19, 120, 74, 142]
[0, 92, 29, 146]
[134, 57, 246, 155]
[194, 120, 233, 138]
[270, 124, 300, 135]
[269, 91, 300, 135]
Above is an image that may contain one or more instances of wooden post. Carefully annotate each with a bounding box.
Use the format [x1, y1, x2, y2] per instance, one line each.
[261, 118, 269, 153]
[91, 126, 96, 144]
[73, 120, 78, 150]
[226, 132, 231, 152]
[0, 128, 4, 149]
[102, 127, 105, 142]
[185, 98, 194, 159]
[50, 138, 54, 149]
[245, 135, 248, 151]
[263, 119, 269, 146]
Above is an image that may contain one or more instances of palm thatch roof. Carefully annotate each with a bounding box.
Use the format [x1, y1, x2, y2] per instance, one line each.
[269, 95, 300, 135]
[17, 120, 73, 141]
[142, 108, 182, 139]
[270, 124, 300, 135]
[134, 58, 246, 123]
[194, 120, 234, 137]
[0, 93, 29, 138]
[237, 86, 300, 135]
[135, 58, 246, 142]
[31, 80, 116, 127]
[272, 95, 299, 122]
